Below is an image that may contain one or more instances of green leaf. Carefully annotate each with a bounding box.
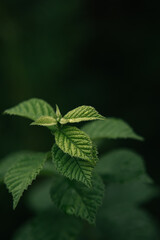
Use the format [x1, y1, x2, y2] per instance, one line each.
[54, 125, 94, 161]
[50, 174, 105, 224]
[4, 98, 56, 121]
[31, 116, 57, 127]
[96, 149, 152, 183]
[4, 152, 47, 209]
[52, 144, 97, 187]
[13, 211, 81, 240]
[82, 118, 143, 141]
[56, 104, 62, 120]
[60, 105, 105, 124]
[0, 151, 40, 183]
[0, 152, 25, 182]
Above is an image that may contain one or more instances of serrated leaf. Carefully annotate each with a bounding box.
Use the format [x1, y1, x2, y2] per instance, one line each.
[96, 149, 152, 183]
[0, 151, 42, 183]
[13, 211, 81, 240]
[60, 105, 105, 124]
[54, 125, 94, 161]
[50, 174, 105, 224]
[82, 118, 143, 141]
[4, 98, 56, 121]
[31, 116, 57, 126]
[0, 151, 28, 182]
[52, 144, 97, 187]
[4, 152, 47, 209]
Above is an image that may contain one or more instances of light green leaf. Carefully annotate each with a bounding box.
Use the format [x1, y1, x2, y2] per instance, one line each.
[50, 174, 105, 224]
[82, 118, 143, 141]
[52, 144, 97, 187]
[31, 116, 57, 127]
[56, 104, 62, 120]
[4, 98, 56, 121]
[54, 126, 94, 161]
[13, 211, 81, 240]
[4, 152, 47, 209]
[60, 105, 105, 124]
[97, 149, 152, 183]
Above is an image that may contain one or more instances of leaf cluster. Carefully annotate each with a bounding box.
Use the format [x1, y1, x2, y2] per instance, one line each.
[1, 98, 157, 240]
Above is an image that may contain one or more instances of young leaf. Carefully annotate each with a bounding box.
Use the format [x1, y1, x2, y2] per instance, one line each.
[4, 152, 47, 209]
[50, 174, 105, 224]
[4, 98, 56, 121]
[54, 126, 94, 161]
[56, 104, 62, 120]
[13, 211, 81, 240]
[52, 144, 96, 187]
[82, 118, 143, 141]
[31, 116, 57, 127]
[60, 105, 105, 124]
[96, 149, 152, 183]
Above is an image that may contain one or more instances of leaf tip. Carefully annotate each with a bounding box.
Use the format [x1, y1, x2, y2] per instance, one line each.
[135, 135, 145, 141]
[3, 110, 9, 115]
[30, 122, 36, 126]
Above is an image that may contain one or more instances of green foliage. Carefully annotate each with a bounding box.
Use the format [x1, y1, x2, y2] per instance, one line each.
[96, 149, 152, 183]
[101, 182, 157, 207]
[26, 179, 54, 213]
[56, 104, 62, 120]
[97, 183, 159, 240]
[54, 126, 94, 161]
[0, 151, 30, 183]
[4, 98, 56, 121]
[4, 152, 47, 209]
[52, 144, 96, 187]
[82, 118, 143, 140]
[31, 116, 57, 127]
[13, 211, 81, 240]
[1, 98, 157, 240]
[60, 105, 105, 124]
[50, 174, 104, 224]
[13, 224, 34, 240]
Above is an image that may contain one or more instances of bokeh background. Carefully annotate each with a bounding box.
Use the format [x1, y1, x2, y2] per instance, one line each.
[0, 0, 160, 239]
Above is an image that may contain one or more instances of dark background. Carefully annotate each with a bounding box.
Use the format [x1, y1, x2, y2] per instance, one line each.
[0, 0, 159, 239]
